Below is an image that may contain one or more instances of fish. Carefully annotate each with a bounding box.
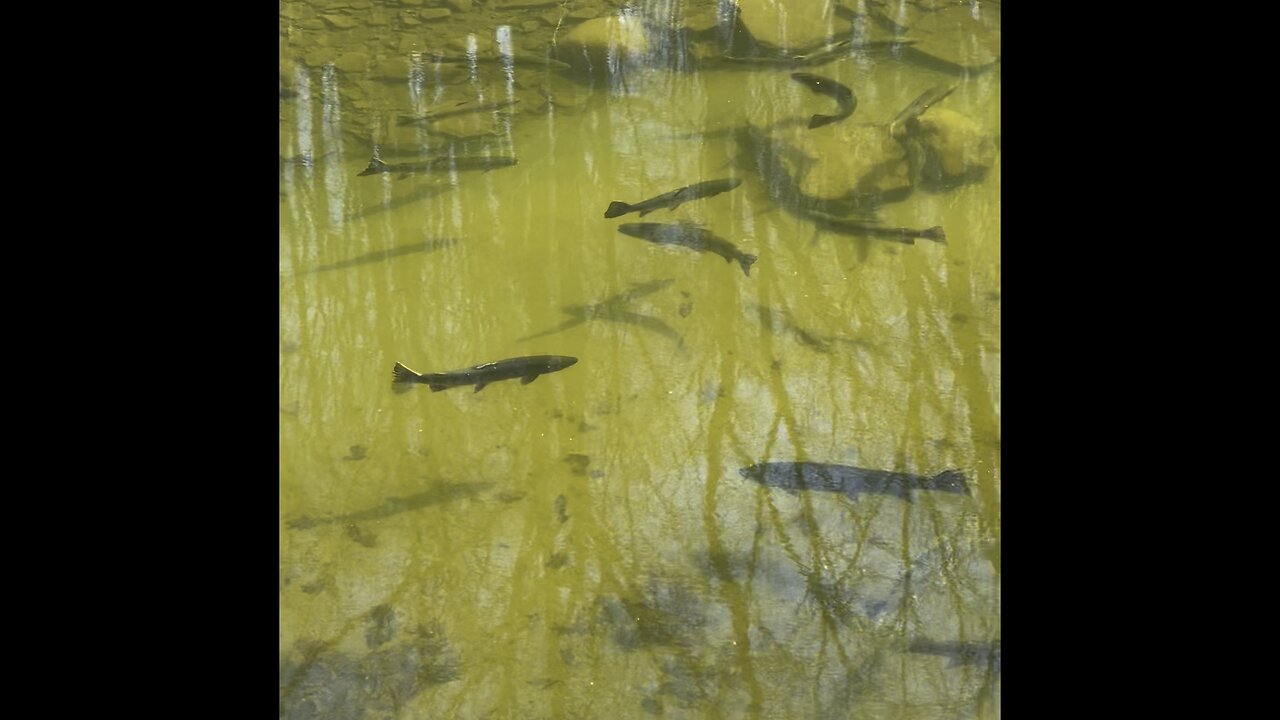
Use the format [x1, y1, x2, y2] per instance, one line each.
[617, 222, 758, 276]
[358, 155, 518, 177]
[391, 355, 578, 393]
[396, 99, 521, 127]
[889, 84, 957, 137]
[808, 212, 946, 244]
[604, 178, 742, 219]
[712, 40, 918, 69]
[790, 72, 858, 129]
[285, 480, 497, 529]
[738, 462, 969, 502]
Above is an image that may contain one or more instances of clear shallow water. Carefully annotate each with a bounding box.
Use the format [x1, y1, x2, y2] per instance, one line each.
[281, 2, 999, 718]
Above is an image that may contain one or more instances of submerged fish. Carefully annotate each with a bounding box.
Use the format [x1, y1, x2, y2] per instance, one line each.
[604, 178, 742, 219]
[392, 355, 578, 393]
[286, 480, 497, 529]
[889, 84, 957, 137]
[617, 222, 758, 276]
[396, 99, 521, 127]
[358, 155, 518, 177]
[738, 462, 969, 502]
[809, 212, 946, 244]
[790, 72, 858, 129]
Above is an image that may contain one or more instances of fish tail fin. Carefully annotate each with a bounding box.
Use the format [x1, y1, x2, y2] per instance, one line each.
[392, 362, 420, 392]
[604, 201, 632, 219]
[739, 254, 759, 277]
[931, 469, 970, 494]
[923, 226, 947, 244]
[358, 158, 389, 176]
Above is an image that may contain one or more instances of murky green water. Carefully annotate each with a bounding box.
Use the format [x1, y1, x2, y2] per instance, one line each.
[281, 1, 999, 718]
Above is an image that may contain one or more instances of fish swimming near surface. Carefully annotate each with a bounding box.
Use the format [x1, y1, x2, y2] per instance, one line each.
[392, 355, 578, 393]
[617, 222, 758, 276]
[358, 155, 518, 177]
[604, 178, 742, 219]
[790, 72, 858, 129]
[889, 84, 957, 138]
[738, 462, 969, 502]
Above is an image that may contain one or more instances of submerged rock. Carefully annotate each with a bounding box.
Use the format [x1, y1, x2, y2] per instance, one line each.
[899, 108, 995, 191]
[734, 0, 839, 54]
[556, 14, 650, 77]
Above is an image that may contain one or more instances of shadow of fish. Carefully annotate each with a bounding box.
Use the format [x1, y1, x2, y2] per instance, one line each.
[358, 155, 518, 177]
[751, 303, 861, 354]
[306, 239, 458, 274]
[604, 178, 742, 219]
[738, 462, 969, 502]
[894, 46, 1000, 78]
[790, 72, 858, 129]
[344, 184, 455, 222]
[907, 639, 1001, 673]
[396, 99, 521, 127]
[392, 355, 578, 393]
[426, 52, 570, 71]
[518, 279, 681, 344]
[285, 480, 496, 529]
[617, 222, 758, 277]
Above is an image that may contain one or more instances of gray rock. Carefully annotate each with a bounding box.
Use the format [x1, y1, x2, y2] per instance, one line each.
[735, 0, 839, 53]
[445, 0, 473, 11]
[421, 8, 452, 20]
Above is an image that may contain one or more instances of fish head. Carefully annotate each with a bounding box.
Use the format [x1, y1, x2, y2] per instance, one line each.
[548, 356, 578, 371]
[930, 469, 971, 495]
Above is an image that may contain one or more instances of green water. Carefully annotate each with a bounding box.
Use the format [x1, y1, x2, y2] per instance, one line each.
[281, 1, 1000, 718]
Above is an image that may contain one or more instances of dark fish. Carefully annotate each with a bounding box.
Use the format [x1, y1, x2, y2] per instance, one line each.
[809, 212, 946, 244]
[895, 45, 1000, 78]
[280, 87, 298, 101]
[907, 639, 1001, 673]
[617, 222, 758, 277]
[358, 155, 518, 177]
[713, 40, 918, 69]
[889, 84, 957, 137]
[790, 72, 858, 129]
[285, 480, 497, 529]
[604, 178, 742, 219]
[391, 355, 578, 393]
[396, 99, 521, 127]
[308, 239, 458, 274]
[738, 462, 969, 502]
